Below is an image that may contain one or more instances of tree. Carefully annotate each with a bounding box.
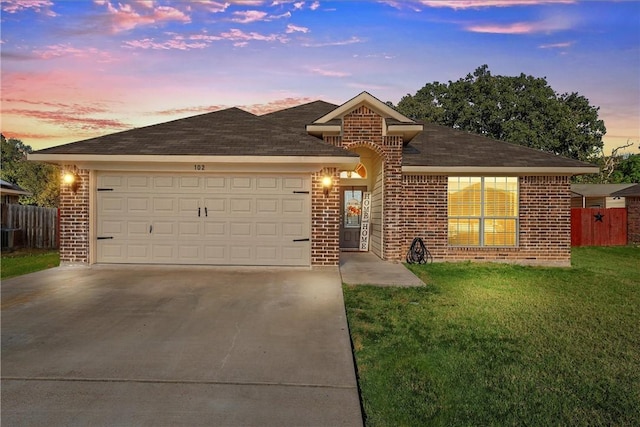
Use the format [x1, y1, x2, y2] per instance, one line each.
[1, 134, 60, 207]
[611, 152, 640, 183]
[396, 65, 606, 162]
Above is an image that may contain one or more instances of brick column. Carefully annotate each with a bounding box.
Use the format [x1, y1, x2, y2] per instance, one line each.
[59, 166, 90, 264]
[626, 197, 640, 244]
[311, 168, 340, 266]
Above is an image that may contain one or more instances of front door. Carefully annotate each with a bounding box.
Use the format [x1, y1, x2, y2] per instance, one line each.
[340, 186, 367, 249]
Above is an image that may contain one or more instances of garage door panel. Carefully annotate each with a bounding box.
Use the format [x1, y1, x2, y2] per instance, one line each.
[230, 222, 252, 237]
[204, 198, 226, 214]
[97, 173, 310, 266]
[153, 176, 174, 189]
[204, 222, 227, 237]
[256, 199, 279, 215]
[128, 221, 149, 237]
[257, 177, 278, 191]
[256, 222, 278, 237]
[283, 177, 307, 192]
[100, 196, 125, 214]
[127, 176, 150, 190]
[282, 198, 307, 215]
[230, 198, 253, 214]
[128, 244, 150, 260]
[127, 198, 151, 214]
[231, 177, 253, 191]
[179, 221, 201, 237]
[153, 198, 177, 215]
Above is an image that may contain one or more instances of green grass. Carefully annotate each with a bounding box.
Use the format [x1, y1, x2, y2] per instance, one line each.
[344, 247, 640, 426]
[1, 249, 60, 279]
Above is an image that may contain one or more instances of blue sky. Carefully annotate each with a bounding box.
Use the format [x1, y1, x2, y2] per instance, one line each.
[1, 0, 638, 154]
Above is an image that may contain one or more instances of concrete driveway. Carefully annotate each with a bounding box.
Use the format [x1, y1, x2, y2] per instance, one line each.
[1, 265, 362, 426]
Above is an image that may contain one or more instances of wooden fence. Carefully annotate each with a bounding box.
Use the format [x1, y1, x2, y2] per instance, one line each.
[1, 204, 59, 249]
[571, 208, 627, 247]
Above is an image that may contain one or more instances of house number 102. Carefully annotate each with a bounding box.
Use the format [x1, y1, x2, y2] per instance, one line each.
[194, 164, 205, 171]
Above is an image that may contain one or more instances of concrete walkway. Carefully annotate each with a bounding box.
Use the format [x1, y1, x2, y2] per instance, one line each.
[340, 252, 425, 287]
[1, 266, 363, 427]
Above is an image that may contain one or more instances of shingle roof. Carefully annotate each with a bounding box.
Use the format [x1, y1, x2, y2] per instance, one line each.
[402, 123, 596, 169]
[34, 106, 356, 158]
[610, 183, 640, 197]
[32, 97, 598, 171]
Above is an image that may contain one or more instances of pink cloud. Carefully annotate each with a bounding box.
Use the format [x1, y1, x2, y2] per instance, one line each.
[188, 1, 230, 13]
[124, 37, 209, 50]
[466, 18, 571, 34]
[231, 10, 268, 23]
[3, 108, 130, 131]
[220, 28, 289, 46]
[418, 0, 575, 9]
[1, 0, 56, 16]
[244, 97, 315, 115]
[1, 130, 60, 140]
[310, 1, 320, 11]
[97, 1, 190, 33]
[307, 67, 350, 77]
[33, 44, 116, 62]
[286, 24, 309, 33]
[539, 41, 574, 49]
[154, 105, 227, 115]
[301, 36, 363, 47]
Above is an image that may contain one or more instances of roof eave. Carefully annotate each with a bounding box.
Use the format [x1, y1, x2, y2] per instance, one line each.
[28, 153, 360, 172]
[402, 166, 600, 176]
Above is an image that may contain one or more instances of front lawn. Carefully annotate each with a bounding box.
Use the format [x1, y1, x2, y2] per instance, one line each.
[344, 247, 640, 426]
[1, 249, 60, 279]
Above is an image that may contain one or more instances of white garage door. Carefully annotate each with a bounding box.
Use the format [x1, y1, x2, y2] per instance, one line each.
[96, 173, 311, 266]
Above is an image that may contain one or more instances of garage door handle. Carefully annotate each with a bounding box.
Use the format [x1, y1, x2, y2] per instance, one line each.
[198, 207, 201, 217]
[97, 236, 113, 240]
[205, 207, 208, 217]
[149, 225, 153, 234]
[293, 238, 310, 242]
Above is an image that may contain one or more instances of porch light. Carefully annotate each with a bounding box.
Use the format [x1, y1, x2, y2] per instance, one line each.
[63, 170, 80, 193]
[322, 176, 333, 196]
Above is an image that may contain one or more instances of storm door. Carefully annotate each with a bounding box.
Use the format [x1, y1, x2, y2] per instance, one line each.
[340, 186, 367, 249]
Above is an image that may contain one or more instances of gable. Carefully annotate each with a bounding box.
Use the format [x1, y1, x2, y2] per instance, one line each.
[306, 91, 423, 143]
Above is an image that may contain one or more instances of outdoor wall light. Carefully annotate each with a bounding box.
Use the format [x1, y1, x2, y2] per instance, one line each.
[63, 170, 80, 193]
[322, 176, 333, 196]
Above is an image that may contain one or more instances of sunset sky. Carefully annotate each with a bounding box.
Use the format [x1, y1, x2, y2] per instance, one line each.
[1, 0, 638, 154]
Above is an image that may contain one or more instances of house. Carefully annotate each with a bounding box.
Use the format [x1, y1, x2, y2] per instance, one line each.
[0, 179, 31, 205]
[571, 183, 636, 208]
[29, 92, 598, 267]
[611, 184, 640, 244]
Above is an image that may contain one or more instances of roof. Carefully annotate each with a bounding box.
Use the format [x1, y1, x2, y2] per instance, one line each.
[571, 183, 637, 197]
[0, 179, 31, 196]
[29, 92, 599, 174]
[610, 183, 640, 197]
[402, 123, 598, 172]
[33, 106, 356, 158]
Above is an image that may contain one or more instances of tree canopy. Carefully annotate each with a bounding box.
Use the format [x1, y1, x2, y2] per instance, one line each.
[1, 134, 60, 207]
[396, 65, 606, 162]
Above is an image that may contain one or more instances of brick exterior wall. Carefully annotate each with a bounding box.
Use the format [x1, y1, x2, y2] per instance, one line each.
[311, 168, 341, 266]
[59, 167, 90, 264]
[626, 197, 640, 244]
[401, 175, 572, 266]
[54, 102, 577, 268]
[324, 105, 405, 261]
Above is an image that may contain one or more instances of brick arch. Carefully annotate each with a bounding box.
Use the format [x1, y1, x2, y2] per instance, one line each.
[342, 140, 387, 161]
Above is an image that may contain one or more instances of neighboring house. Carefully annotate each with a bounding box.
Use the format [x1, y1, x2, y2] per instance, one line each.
[30, 92, 597, 267]
[611, 184, 640, 244]
[571, 183, 636, 208]
[0, 179, 31, 205]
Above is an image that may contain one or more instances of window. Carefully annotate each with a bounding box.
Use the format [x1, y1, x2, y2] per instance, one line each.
[448, 177, 518, 247]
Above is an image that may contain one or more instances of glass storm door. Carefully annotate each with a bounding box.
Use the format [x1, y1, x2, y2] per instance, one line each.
[340, 186, 367, 249]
